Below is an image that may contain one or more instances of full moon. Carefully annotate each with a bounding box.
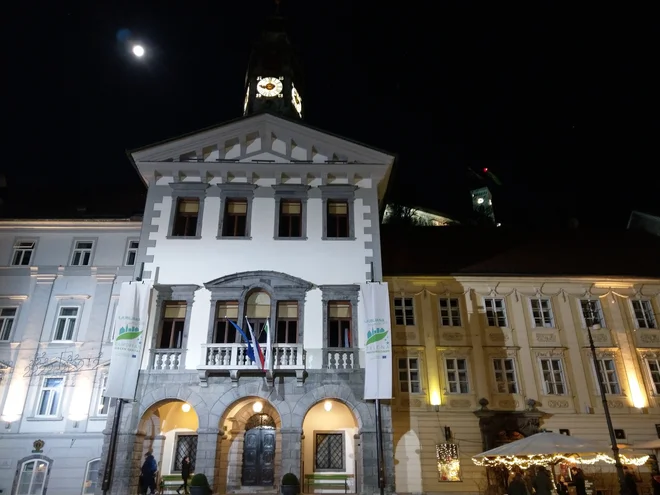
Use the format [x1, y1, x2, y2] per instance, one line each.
[132, 45, 145, 57]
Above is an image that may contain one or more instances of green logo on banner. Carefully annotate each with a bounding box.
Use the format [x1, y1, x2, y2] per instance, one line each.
[116, 326, 142, 342]
[366, 327, 388, 346]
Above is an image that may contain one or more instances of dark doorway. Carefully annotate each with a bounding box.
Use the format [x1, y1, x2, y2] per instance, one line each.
[242, 415, 276, 486]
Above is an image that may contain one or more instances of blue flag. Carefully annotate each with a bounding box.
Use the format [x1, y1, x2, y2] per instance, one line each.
[227, 319, 256, 363]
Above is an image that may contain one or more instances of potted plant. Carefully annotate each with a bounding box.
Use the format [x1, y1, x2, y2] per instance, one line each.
[281, 473, 300, 495]
[189, 473, 212, 495]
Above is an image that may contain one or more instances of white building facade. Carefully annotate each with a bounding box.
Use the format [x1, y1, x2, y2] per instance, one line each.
[0, 220, 141, 495]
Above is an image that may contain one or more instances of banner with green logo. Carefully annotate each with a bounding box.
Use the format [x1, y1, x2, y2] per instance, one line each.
[361, 282, 392, 399]
[105, 282, 152, 399]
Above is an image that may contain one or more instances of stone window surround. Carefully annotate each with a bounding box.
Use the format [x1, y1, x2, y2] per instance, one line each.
[313, 430, 347, 472]
[273, 184, 310, 240]
[167, 182, 210, 239]
[123, 237, 140, 266]
[216, 183, 258, 240]
[29, 374, 68, 420]
[151, 284, 198, 369]
[50, 296, 89, 343]
[0, 297, 28, 343]
[69, 237, 98, 266]
[9, 236, 39, 266]
[320, 285, 360, 367]
[205, 278, 309, 345]
[320, 185, 357, 241]
[12, 455, 54, 495]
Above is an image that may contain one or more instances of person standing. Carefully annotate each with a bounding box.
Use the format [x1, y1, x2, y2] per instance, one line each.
[533, 467, 553, 495]
[177, 456, 192, 495]
[141, 451, 158, 495]
[570, 467, 587, 495]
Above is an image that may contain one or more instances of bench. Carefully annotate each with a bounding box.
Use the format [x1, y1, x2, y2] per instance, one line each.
[157, 474, 186, 494]
[304, 474, 354, 493]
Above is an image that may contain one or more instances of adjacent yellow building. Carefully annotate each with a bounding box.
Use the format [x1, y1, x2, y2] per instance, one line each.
[383, 227, 660, 494]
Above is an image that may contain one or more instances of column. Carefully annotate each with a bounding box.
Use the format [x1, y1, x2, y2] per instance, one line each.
[280, 427, 302, 481]
[195, 427, 220, 488]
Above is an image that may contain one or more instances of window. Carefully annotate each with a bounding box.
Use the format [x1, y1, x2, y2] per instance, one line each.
[71, 241, 94, 266]
[173, 434, 197, 472]
[596, 358, 620, 394]
[222, 199, 248, 237]
[172, 198, 200, 237]
[393, 297, 415, 326]
[492, 358, 518, 393]
[12, 240, 35, 266]
[398, 357, 421, 393]
[97, 375, 110, 416]
[36, 377, 64, 417]
[580, 300, 604, 327]
[158, 302, 186, 349]
[82, 459, 100, 494]
[16, 459, 49, 495]
[315, 433, 344, 471]
[445, 358, 469, 393]
[278, 200, 303, 237]
[530, 298, 554, 327]
[125, 240, 139, 266]
[632, 300, 657, 329]
[53, 307, 78, 341]
[212, 301, 239, 343]
[326, 200, 350, 238]
[276, 301, 298, 343]
[439, 298, 461, 327]
[0, 307, 17, 341]
[484, 298, 507, 327]
[328, 301, 351, 348]
[539, 358, 566, 395]
[646, 359, 660, 395]
[246, 291, 271, 344]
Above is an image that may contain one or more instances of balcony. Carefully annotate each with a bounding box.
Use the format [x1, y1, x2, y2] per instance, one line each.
[325, 347, 358, 370]
[150, 348, 183, 371]
[198, 343, 305, 386]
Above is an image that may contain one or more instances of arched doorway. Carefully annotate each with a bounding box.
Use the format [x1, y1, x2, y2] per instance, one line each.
[301, 399, 359, 493]
[242, 413, 276, 486]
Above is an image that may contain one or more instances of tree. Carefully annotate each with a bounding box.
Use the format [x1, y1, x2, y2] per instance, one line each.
[382, 204, 433, 226]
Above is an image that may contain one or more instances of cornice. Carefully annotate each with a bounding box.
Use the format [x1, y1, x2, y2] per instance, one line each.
[0, 220, 142, 231]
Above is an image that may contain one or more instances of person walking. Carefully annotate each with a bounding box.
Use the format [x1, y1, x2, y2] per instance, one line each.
[177, 456, 192, 495]
[141, 451, 158, 495]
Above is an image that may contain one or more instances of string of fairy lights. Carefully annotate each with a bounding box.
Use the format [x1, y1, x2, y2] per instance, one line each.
[471, 452, 650, 470]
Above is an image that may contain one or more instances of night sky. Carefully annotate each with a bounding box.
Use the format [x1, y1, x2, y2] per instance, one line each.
[6, 1, 658, 228]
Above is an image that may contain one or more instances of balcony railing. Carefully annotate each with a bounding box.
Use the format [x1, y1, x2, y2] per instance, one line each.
[199, 343, 305, 370]
[151, 348, 183, 371]
[326, 348, 358, 370]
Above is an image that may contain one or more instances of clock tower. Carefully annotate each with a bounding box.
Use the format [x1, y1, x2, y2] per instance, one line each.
[243, 11, 303, 119]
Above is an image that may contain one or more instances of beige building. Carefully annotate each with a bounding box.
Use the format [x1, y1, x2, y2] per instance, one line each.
[382, 227, 660, 494]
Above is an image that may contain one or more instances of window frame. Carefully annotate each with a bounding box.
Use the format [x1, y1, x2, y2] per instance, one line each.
[538, 357, 568, 395]
[593, 357, 621, 395]
[95, 374, 110, 417]
[216, 183, 257, 239]
[483, 297, 508, 327]
[124, 238, 140, 266]
[69, 239, 97, 267]
[320, 185, 357, 241]
[82, 458, 101, 495]
[491, 357, 519, 394]
[314, 431, 346, 472]
[645, 358, 660, 395]
[157, 301, 188, 349]
[321, 285, 359, 367]
[52, 306, 80, 342]
[273, 184, 309, 240]
[393, 296, 415, 326]
[167, 182, 209, 239]
[579, 299, 605, 328]
[275, 300, 299, 344]
[444, 357, 470, 394]
[439, 297, 462, 327]
[172, 432, 198, 473]
[14, 456, 52, 495]
[10, 238, 38, 266]
[630, 299, 657, 329]
[529, 298, 555, 328]
[35, 376, 65, 418]
[212, 300, 240, 343]
[398, 356, 423, 394]
[0, 306, 18, 342]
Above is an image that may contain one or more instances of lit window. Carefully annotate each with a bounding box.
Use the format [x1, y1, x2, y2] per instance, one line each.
[580, 300, 604, 327]
[172, 198, 200, 237]
[17, 459, 49, 495]
[36, 377, 64, 417]
[315, 432, 344, 470]
[53, 307, 78, 341]
[82, 459, 100, 494]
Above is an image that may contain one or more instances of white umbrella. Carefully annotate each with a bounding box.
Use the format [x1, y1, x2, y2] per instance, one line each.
[473, 432, 607, 458]
[629, 439, 660, 450]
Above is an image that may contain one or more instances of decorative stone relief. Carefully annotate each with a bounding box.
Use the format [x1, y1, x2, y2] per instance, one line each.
[547, 399, 569, 408]
[497, 399, 519, 409]
[607, 400, 624, 409]
[442, 332, 463, 342]
[640, 333, 660, 345]
[488, 333, 507, 343]
[449, 399, 471, 408]
[535, 333, 557, 343]
[535, 348, 565, 358]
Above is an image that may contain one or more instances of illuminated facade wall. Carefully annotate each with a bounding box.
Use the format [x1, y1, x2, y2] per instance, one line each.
[0, 220, 140, 495]
[387, 275, 660, 494]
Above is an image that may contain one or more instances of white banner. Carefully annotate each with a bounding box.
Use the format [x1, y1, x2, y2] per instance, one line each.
[361, 282, 393, 400]
[105, 282, 152, 399]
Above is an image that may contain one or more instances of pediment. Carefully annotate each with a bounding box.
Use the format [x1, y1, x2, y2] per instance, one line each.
[130, 113, 395, 192]
[205, 270, 314, 292]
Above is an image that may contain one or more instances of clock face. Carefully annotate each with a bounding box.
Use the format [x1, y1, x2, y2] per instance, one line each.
[256, 77, 283, 97]
[291, 86, 302, 116]
[244, 86, 249, 113]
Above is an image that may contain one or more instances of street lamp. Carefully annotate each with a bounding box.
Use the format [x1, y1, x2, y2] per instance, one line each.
[585, 307, 627, 495]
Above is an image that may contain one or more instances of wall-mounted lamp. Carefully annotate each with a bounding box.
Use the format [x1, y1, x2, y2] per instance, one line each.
[252, 401, 263, 413]
[430, 391, 441, 412]
[324, 400, 333, 412]
[181, 403, 191, 413]
[4, 422, 10, 429]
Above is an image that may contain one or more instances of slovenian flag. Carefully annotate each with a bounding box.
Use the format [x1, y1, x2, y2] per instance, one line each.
[245, 317, 264, 369]
[264, 319, 272, 371]
[227, 319, 256, 364]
